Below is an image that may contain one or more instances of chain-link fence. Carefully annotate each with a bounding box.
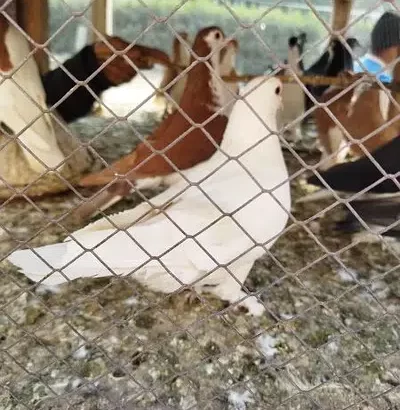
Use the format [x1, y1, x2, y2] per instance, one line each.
[1, 0, 400, 409]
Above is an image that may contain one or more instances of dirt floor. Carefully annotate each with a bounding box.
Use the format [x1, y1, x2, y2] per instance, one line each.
[0, 94, 400, 410]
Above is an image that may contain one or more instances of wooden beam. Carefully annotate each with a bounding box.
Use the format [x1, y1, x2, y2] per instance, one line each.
[16, 0, 49, 74]
[91, 0, 113, 42]
[331, 0, 353, 33]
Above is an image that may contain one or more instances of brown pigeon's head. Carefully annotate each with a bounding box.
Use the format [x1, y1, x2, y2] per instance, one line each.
[190, 26, 225, 63]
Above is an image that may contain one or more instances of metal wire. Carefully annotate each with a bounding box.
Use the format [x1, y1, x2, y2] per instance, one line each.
[0, 0, 400, 409]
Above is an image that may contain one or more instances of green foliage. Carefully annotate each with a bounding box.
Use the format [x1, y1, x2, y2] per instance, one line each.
[49, 0, 374, 74]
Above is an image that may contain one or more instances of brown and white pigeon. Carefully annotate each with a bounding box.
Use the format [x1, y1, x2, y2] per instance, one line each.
[75, 28, 240, 220]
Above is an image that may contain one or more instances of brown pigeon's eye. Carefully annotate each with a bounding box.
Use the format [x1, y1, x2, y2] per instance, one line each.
[215, 31, 221, 40]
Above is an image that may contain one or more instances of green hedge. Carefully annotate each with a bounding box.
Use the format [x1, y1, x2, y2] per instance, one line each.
[49, 0, 374, 74]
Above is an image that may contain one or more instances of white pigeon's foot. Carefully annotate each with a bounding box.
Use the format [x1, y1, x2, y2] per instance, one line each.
[182, 288, 200, 305]
[318, 152, 339, 171]
[207, 284, 266, 316]
[235, 293, 266, 316]
[134, 176, 164, 191]
[285, 127, 302, 144]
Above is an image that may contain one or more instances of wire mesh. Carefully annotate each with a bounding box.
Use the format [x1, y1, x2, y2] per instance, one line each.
[0, 0, 400, 409]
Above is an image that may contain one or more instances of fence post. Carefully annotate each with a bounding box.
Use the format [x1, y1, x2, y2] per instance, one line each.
[16, 0, 49, 74]
[331, 0, 353, 33]
[91, 0, 113, 42]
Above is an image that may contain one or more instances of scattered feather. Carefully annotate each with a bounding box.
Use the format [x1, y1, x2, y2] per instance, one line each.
[0, 226, 13, 243]
[72, 345, 90, 360]
[124, 296, 139, 306]
[336, 268, 358, 283]
[228, 390, 254, 410]
[257, 334, 279, 358]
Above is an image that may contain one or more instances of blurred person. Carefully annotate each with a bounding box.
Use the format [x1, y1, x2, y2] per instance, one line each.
[0, 0, 171, 123]
[41, 37, 170, 123]
[353, 9, 400, 82]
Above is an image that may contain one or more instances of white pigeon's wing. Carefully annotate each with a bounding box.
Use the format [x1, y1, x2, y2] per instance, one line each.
[72, 177, 192, 238]
[74, 156, 290, 271]
[10, 131, 291, 286]
[176, 193, 290, 273]
[0, 24, 65, 172]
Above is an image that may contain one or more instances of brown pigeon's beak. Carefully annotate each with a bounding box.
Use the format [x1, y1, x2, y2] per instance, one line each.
[228, 39, 239, 50]
[219, 39, 238, 63]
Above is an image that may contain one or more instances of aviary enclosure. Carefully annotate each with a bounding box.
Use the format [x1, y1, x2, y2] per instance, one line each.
[0, 0, 400, 409]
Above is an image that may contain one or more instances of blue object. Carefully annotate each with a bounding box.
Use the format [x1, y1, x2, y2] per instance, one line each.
[353, 53, 392, 82]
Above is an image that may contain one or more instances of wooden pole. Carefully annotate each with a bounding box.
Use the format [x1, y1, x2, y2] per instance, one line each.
[91, 0, 113, 42]
[216, 71, 400, 92]
[16, 0, 49, 74]
[331, 0, 353, 34]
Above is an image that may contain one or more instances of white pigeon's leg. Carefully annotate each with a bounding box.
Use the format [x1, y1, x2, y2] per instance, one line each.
[164, 104, 170, 119]
[319, 127, 348, 171]
[318, 149, 336, 171]
[134, 176, 164, 191]
[292, 124, 303, 143]
[335, 137, 350, 164]
[284, 129, 296, 143]
[205, 262, 265, 316]
[210, 283, 266, 316]
[182, 287, 201, 305]
[164, 100, 174, 118]
[284, 123, 302, 144]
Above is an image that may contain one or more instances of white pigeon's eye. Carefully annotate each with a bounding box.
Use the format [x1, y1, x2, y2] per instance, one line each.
[275, 86, 281, 95]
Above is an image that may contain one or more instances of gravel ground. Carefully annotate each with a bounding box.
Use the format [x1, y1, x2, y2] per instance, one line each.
[0, 111, 400, 410]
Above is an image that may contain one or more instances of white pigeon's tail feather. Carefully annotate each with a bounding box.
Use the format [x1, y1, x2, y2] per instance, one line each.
[8, 223, 189, 288]
[7, 242, 112, 286]
[8, 243, 75, 286]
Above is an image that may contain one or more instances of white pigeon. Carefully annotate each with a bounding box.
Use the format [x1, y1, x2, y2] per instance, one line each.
[0, 15, 65, 173]
[8, 76, 291, 315]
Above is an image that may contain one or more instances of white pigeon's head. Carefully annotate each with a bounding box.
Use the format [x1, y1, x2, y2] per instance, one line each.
[218, 76, 283, 155]
[240, 76, 283, 122]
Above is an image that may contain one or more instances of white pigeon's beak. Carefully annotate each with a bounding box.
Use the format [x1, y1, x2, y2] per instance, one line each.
[276, 83, 284, 110]
[274, 82, 284, 121]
